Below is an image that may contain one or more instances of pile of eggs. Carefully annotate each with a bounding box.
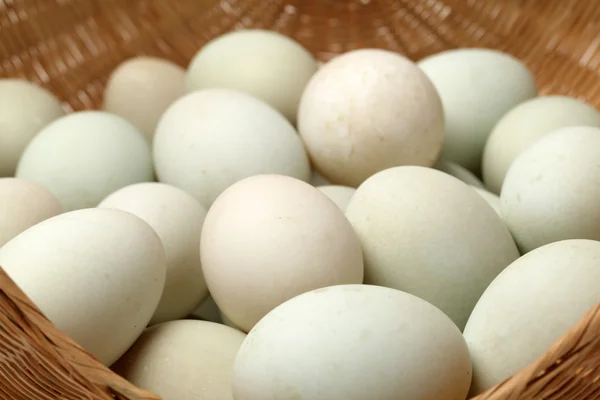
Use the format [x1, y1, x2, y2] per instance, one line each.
[1, 28, 600, 400]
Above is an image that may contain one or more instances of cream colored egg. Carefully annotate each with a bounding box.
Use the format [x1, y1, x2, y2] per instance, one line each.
[317, 185, 356, 211]
[418, 49, 537, 173]
[472, 186, 501, 216]
[153, 89, 311, 208]
[99, 182, 208, 325]
[0, 178, 62, 246]
[233, 285, 472, 400]
[435, 157, 484, 188]
[16, 111, 153, 211]
[298, 49, 444, 187]
[0, 79, 65, 177]
[114, 320, 245, 400]
[482, 96, 600, 194]
[0, 208, 166, 366]
[104, 56, 186, 141]
[345, 166, 519, 329]
[464, 239, 600, 395]
[200, 174, 364, 332]
[186, 29, 318, 124]
[501, 126, 600, 253]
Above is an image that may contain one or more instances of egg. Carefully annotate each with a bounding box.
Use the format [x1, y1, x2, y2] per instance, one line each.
[0, 79, 65, 176]
[99, 182, 208, 325]
[482, 96, 600, 194]
[316, 185, 356, 211]
[186, 29, 318, 124]
[200, 174, 364, 332]
[298, 49, 444, 187]
[16, 111, 153, 211]
[104, 56, 186, 141]
[501, 126, 600, 253]
[232, 284, 472, 400]
[434, 157, 484, 188]
[345, 166, 519, 329]
[0, 208, 166, 365]
[418, 49, 537, 173]
[463, 239, 600, 395]
[153, 89, 311, 208]
[472, 186, 501, 216]
[113, 320, 245, 400]
[0, 178, 62, 246]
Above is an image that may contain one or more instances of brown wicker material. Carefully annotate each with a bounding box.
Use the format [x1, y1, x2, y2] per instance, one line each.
[0, 268, 158, 400]
[1, 1, 599, 399]
[0, 265, 598, 400]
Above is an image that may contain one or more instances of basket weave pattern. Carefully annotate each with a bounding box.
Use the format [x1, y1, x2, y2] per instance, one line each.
[1, 1, 599, 399]
[1, 0, 599, 111]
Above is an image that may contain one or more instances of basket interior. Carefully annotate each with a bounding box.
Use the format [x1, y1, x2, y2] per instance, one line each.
[0, 0, 599, 111]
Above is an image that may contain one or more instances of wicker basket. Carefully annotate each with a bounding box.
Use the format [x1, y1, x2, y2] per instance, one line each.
[1, 1, 599, 399]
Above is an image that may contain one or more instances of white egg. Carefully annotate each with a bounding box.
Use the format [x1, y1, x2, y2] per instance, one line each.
[114, 320, 245, 400]
[434, 157, 484, 188]
[464, 239, 600, 395]
[233, 284, 472, 400]
[0, 208, 166, 366]
[0, 79, 65, 176]
[317, 185, 356, 211]
[298, 49, 444, 187]
[501, 126, 600, 253]
[0, 178, 62, 246]
[482, 96, 600, 194]
[472, 186, 502, 216]
[104, 56, 186, 141]
[153, 89, 311, 208]
[16, 111, 153, 211]
[200, 175, 364, 333]
[418, 49, 537, 173]
[186, 29, 318, 124]
[345, 166, 519, 329]
[99, 182, 208, 325]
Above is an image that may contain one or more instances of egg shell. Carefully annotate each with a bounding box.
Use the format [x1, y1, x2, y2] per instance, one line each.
[434, 157, 484, 188]
[463, 239, 600, 395]
[482, 96, 600, 194]
[16, 111, 154, 211]
[0, 208, 166, 365]
[345, 166, 520, 329]
[316, 185, 356, 212]
[233, 284, 472, 400]
[418, 49, 537, 173]
[501, 126, 600, 252]
[153, 89, 311, 208]
[0, 79, 65, 177]
[99, 182, 208, 325]
[114, 320, 245, 400]
[104, 56, 186, 141]
[0, 178, 62, 246]
[200, 174, 364, 332]
[472, 186, 502, 216]
[298, 48, 444, 187]
[186, 29, 318, 124]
